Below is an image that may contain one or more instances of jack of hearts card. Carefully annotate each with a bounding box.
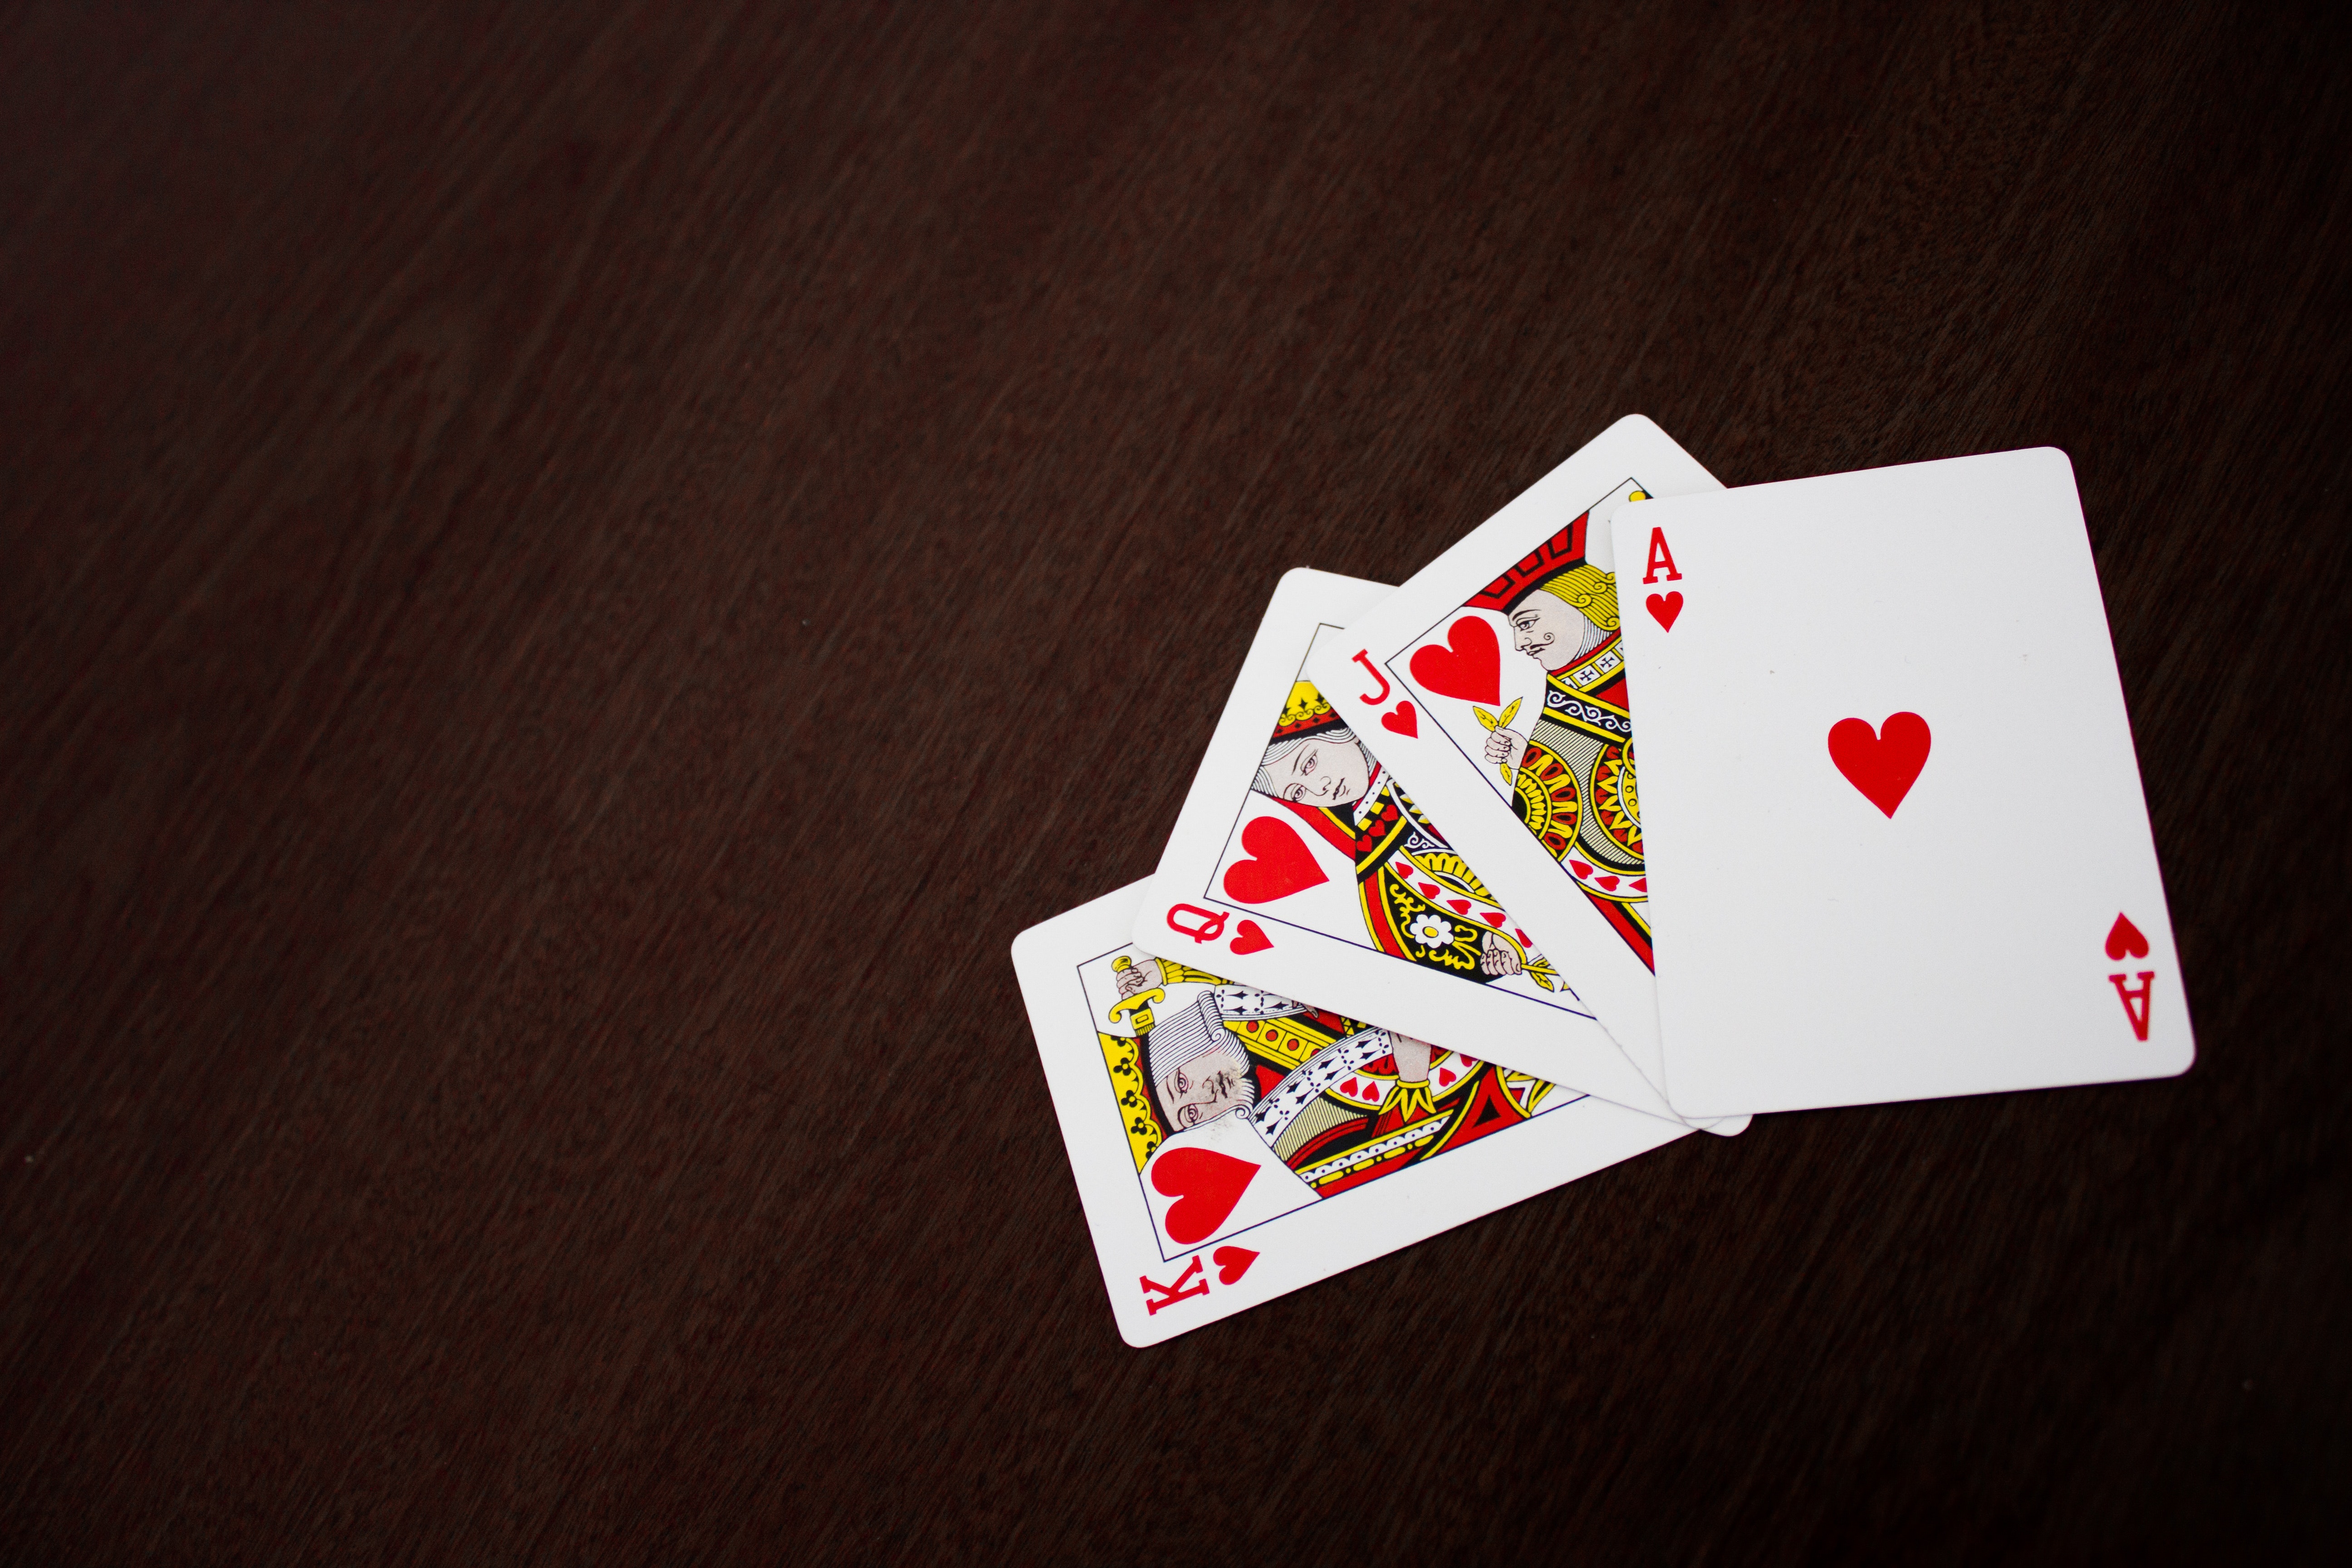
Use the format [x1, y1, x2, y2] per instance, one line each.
[1014, 880, 1699, 1344]
[1305, 416, 1726, 1094]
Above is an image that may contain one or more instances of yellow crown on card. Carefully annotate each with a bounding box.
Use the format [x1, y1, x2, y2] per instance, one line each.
[1271, 681, 1348, 743]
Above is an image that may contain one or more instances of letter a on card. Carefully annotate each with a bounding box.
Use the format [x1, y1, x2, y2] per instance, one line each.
[1612, 449, 2195, 1116]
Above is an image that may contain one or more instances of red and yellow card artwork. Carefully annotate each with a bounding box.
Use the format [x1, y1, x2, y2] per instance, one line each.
[1083, 949, 1568, 1195]
[1436, 481, 1654, 968]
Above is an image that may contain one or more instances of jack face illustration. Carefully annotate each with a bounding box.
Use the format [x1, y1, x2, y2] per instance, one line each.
[1500, 573, 1616, 676]
[1465, 494, 1653, 968]
[1247, 682, 1558, 990]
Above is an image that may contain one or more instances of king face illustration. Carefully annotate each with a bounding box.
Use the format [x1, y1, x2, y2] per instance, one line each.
[1465, 497, 1652, 968]
[1248, 681, 1559, 991]
[1097, 954, 1561, 1195]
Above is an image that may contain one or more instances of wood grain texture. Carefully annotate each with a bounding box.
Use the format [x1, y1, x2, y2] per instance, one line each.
[4, 2, 2347, 1561]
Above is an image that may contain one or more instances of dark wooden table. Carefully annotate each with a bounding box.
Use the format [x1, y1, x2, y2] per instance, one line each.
[5, 3, 2347, 1561]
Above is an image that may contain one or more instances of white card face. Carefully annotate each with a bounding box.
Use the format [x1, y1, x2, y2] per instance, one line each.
[1014, 880, 1696, 1344]
[1137, 568, 1698, 1127]
[1305, 416, 1726, 1093]
[1615, 447, 2195, 1115]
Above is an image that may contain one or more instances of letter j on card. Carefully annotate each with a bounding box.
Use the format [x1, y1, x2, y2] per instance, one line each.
[1614, 448, 2194, 1117]
[1132, 567, 1736, 1130]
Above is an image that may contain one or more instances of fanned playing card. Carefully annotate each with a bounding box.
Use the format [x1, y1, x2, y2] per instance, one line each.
[1014, 880, 1698, 1344]
[1304, 416, 1726, 1094]
[1613, 447, 2194, 1114]
[1136, 568, 1735, 1130]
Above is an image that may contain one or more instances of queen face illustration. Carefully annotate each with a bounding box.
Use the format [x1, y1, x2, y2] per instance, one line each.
[1254, 732, 1372, 808]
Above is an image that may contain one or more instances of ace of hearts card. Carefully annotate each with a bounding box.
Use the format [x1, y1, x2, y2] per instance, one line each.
[1612, 447, 2194, 1115]
[1014, 880, 1698, 1344]
[1304, 416, 1726, 1095]
[1136, 568, 1732, 1130]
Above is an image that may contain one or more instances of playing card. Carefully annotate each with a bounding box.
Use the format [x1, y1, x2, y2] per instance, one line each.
[1304, 416, 1725, 1094]
[1614, 447, 2195, 1114]
[1137, 568, 1720, 1129]
[1014, 879, 1700, 1344]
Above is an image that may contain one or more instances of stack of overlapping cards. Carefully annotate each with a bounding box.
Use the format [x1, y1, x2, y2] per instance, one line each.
[1013, 419, 2192, 1344]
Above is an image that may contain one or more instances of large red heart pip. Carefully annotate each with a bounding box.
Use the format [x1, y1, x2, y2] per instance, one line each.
[1212, 1245, 1259, 1284]
[1221, 816, 1328, 903]
[1381, 701, 1419, 738]
[1645, 591, 1684, 631]
[1152, 1147, 1261, 1245]
[1409, 616, 1501, 705]
[1827, 712, 1931, 817]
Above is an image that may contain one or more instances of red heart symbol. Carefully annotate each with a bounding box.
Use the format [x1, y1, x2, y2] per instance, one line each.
[1436, 1068, 1455, 1087]
[1212, 1245, 1258, 1284]
[1595, 875, 1620, 892]
[1222, 816, 1329, 903]
[1447, 899, 1471, 915]
[1229, 919, 1273, 955]
[2104, 912, 2150, 960]
[1381, 701, 1419, 738]
[1646, 591, 1684, 631]
[1569, 859, 1594, 879]
[1409, 616, 1501, 704]
[1480, 911, 1505, 927]
[1827, 712, 1932, 817]
[1152, 1147, 1261, 1245]
[1418, 882, 1441, 898]
[1342, 1078, 1361, 1098]
[1631, 878, 1647, 892]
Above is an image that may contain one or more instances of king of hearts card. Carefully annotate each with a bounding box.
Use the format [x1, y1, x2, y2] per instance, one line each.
[1015, 882, 1695, 1344]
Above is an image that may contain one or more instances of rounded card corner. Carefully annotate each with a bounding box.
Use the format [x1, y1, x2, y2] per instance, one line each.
[2023, 445, 2079, 484]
